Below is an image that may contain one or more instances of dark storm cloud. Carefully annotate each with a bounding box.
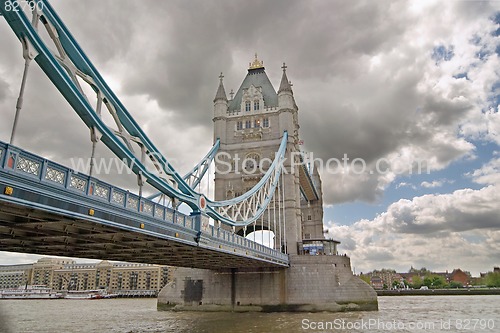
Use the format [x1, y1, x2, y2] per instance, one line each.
[50, 1, 136, 64]
[84, 0, 487, 207]
[0, 77, 8, 101]
[119, 0, 303, 127]
[118, 0, 412, 130]
[1, 63, 90, 159]
[0, 0, 498, 207]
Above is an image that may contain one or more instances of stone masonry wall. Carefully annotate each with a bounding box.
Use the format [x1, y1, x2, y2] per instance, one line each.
[157, 255, 377, 312]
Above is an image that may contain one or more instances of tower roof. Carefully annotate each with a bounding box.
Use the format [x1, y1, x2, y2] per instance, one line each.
[213, 72, 228, 102]
[228, 56, 278, 111]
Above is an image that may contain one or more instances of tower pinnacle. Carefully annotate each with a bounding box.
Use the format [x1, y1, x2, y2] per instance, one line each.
[278, 62, 293, 94]
[248, 53, 264, 70]
[213, 72, 228, 102]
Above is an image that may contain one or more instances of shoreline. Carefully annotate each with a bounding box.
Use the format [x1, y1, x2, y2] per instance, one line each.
[377, 289, 500, 296]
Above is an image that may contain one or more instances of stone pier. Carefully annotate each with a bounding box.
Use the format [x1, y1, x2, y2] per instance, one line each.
[157, 254, 378, 312]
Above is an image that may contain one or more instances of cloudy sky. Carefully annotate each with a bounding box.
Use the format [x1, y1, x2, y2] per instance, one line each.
[0, 0, 499, 276]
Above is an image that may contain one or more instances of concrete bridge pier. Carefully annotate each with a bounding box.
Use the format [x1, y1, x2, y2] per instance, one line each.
[157, 254, 378, 312]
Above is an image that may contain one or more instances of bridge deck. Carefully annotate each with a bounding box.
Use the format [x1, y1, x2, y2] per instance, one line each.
[0, 142, 289, 269]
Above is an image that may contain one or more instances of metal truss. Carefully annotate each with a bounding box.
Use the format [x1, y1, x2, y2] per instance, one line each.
[183, 139, 220, 189]
[0, 0, 287, 228]
[206, 132, 288, 226]
[147, 138, 220, 201]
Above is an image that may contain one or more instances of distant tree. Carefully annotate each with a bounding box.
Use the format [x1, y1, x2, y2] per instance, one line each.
[433, 275, 446, 288]
[448, 281, 462, 289]
[411, 275, 423, 289]
[423, 276, 432, 288]
[485, 273, 500, 287]
[471, 277, 485, 286]
[424, 274, 446, 288]
[383, 283, 388, 290]
[392, 280, 400, 289]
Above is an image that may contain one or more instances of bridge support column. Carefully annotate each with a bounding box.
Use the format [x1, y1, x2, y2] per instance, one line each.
[158, 255, 377, 312]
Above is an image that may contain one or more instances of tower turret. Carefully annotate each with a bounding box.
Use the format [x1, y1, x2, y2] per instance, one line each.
[278, 63, 298, 141]
[278, 63, 295, 109]
[213, 72, 228, 143]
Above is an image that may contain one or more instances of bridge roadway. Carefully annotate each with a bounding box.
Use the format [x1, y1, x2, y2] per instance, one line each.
[0, 141, 289, 269]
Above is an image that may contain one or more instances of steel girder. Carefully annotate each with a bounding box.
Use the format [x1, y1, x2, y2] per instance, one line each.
[0, 0, 287, 228]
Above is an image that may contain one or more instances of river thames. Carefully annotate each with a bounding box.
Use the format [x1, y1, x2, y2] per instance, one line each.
[0, 295, 498, 332]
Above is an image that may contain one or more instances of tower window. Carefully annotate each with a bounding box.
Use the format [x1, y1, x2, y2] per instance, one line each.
[254, 119, 260, 128]
[245, 159, 255, 169]
[254, 100, 260, 111]
[245, 101, 251, 112]
[308, 215, 312, 221]
[245, 120, 252, 129]
[263, 118, 269, 128]
[236, 121, 243, 130]
[245, 153, 260, 170]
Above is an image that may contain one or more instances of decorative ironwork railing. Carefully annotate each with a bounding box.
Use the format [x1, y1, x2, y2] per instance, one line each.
[0, 141, 288, 263]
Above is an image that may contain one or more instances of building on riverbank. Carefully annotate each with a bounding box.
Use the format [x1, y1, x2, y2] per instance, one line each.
[0, 258, 173, 294]
[361, 268, 473, 289]
[0, 263, 34, 289]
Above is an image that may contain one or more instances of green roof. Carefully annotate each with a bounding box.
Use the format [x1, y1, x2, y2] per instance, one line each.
[228, 67, 278, 111]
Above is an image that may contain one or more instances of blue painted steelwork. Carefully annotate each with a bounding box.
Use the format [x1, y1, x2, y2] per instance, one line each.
[147, 138, 220, 200]
[0, 141, 289, 265]
[183, 138, 220, 189]
[0, 0, 287, 227]
[298, 153, 319, 201]
[205, 131, 288, 226]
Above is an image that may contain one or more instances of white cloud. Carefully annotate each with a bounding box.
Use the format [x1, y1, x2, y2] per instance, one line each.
[421, 180, 444, 188]
[470, 157, 500, 185]
[396, 182, 417, 190]
[328, 181, 500, 275]
[421, 179, 454, 188]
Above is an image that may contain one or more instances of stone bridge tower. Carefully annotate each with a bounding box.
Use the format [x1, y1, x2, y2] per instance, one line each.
[157, 55, 378, 312]
[212, 55, 319, 254]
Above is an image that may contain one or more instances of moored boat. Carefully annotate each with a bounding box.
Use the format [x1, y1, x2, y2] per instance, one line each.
[0, 285, 63, 299]
[64, 289, 108, 299]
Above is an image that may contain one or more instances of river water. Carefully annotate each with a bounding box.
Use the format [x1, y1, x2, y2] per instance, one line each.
[0, 295, 498, 332]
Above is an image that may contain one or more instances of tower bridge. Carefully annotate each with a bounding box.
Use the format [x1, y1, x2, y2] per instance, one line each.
[0, 0, 377, 312]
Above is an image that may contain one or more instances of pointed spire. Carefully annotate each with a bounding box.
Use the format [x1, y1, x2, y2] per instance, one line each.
[214, 72, 228, 102]
[278, 62, 293, 94]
